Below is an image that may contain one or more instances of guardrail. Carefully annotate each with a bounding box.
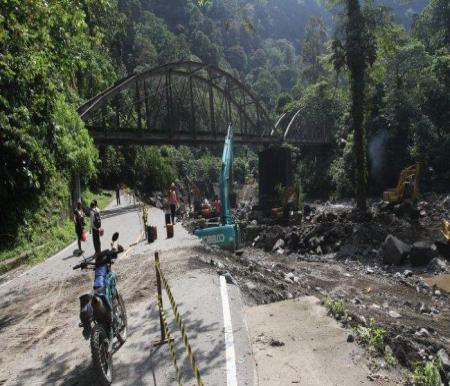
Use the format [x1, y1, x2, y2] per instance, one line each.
[153, 252, 204, 386]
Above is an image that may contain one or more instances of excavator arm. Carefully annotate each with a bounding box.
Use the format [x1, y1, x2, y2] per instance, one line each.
[383, 162, 421, 204]
[220, 125, 233, 225]
[193, 125, 240, 250]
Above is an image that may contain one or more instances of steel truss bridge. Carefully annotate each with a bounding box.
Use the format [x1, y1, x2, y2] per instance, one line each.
[78, 61, 331, 145]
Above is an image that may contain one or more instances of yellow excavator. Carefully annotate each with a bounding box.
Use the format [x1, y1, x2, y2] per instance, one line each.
[383, 162, 421, 204]
[436, 219, 450, 260]
[272, 183, 301, 220]
[442, 220, 450, 242]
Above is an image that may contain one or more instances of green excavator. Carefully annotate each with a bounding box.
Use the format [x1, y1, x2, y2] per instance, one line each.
[193, 125, 241, 250]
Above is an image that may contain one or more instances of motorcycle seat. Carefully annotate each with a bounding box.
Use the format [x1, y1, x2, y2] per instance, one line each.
[93, 286, 106, 294]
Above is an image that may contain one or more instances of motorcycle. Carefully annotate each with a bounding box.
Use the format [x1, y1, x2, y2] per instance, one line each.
[73, 232, 128, 386]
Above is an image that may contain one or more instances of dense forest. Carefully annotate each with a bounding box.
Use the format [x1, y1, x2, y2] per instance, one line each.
[1, 0, 449, 250]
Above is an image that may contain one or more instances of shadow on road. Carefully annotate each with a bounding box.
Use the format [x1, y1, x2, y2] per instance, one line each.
[12, 299, 224, 386]
[101, 205, 141, 220]
[62, 250, 82, 261]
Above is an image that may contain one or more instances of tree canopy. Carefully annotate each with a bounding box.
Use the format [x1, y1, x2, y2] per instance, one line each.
[2, 0, 448, 247]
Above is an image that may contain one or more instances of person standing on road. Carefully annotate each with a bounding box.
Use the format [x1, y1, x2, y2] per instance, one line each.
[115, 184, 121, 205]
[90, 200, 101, 255]
[168, 182, 178, 225]
[73, 202, 85, 254]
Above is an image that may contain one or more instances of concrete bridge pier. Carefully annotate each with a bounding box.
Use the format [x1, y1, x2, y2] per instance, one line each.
[258, 146, 293, 210]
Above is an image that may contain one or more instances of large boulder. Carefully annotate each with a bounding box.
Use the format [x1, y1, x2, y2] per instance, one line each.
[254, 235, 275, 251]
[286, 232, 300, 250]
[427, 257, 447, 274]
[436, 241, 450, 260]
[244, 224, 263, 243]
[337, 244, 359, 259]
[254, 227, 284, 251]
[438, 349, 450, 371]
[410, 241, 439, 266]
[381, 235, 411, 265]
[442, 195, 450, 209]
[272, 239, 285, 251]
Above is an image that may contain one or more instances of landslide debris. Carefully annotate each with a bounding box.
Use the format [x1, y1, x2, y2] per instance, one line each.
[238, 195, 450, 269]
[191, 194, 450, 383]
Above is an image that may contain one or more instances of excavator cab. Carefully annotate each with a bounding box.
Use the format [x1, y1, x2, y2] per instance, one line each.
[383, 162, 421, 204]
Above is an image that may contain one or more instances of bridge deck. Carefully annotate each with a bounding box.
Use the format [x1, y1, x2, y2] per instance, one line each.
[88, 128, 328, 145]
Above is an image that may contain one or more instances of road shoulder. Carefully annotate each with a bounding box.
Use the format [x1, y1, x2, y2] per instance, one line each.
[245, 296, 403, 386]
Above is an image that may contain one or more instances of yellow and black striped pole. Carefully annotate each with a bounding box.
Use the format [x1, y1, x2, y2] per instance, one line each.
[154, 252, 204, 386]
[155, 252, 166, 342]
[158, 295, 182, 385]
[156, 263, 204, 386]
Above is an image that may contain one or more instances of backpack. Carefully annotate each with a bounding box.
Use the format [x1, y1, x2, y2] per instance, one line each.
[93, 209, 101, 229]
[74, 208, 85, 225]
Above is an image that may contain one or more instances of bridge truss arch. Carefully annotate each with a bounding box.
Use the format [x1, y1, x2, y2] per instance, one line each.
[274, 105, 332, 145]
[78, 61, 277, 145]
[272, 97, 340, 145]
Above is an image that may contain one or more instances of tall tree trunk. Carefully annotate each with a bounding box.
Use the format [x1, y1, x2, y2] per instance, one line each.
[346, 0, 367, 211]
[351, 68, 367, 211]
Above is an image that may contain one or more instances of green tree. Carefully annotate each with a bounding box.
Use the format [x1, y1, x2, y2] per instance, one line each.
[253, 69, 281, 108]
[134, 147, 177, 193]
[52, 96, 98, 181]
[331, 0, 376, 210]
[413, 0, 450, 52]
[302, 16, 328, 83]
[226, 45, 248, 73]
[0, 0, 111, 242]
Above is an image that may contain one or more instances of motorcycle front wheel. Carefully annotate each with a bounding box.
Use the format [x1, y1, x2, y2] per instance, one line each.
[91, 324, 113, 385]
[116, 293, 128, 344]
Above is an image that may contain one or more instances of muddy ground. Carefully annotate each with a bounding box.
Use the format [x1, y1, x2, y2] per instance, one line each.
[188, 194, 450, 382]
[0, 246, 213, 385]
[204, 246, 450, 362]
[2, 193, 450, 385]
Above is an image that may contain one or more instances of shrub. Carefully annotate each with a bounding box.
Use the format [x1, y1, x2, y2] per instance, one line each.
[413, 359, 442, 386]
[323, 297, 347, 319]
[353, 318, 386, 354]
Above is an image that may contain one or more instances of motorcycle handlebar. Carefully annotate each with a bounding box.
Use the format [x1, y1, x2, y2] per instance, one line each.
[72, 259, 93, 270]
[72, 240, 122, 270]
[73, 263, 84, 270]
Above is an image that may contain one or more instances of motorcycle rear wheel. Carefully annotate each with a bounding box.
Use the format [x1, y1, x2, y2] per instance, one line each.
[91, 324, 113, 385]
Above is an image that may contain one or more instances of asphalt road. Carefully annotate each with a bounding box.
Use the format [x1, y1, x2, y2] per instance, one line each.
[0, 195, 397, 385]
[0, 194, 143, 293]
[0, 195, 254, 386]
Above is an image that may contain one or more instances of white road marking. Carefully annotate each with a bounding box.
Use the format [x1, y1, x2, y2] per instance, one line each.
[220, 275, 238, 386]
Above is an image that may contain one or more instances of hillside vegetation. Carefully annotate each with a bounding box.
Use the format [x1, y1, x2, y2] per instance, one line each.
[1, 0, 449, 253]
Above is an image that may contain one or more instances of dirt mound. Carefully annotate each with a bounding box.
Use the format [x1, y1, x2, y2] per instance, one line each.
[239, 195, 450, 268]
